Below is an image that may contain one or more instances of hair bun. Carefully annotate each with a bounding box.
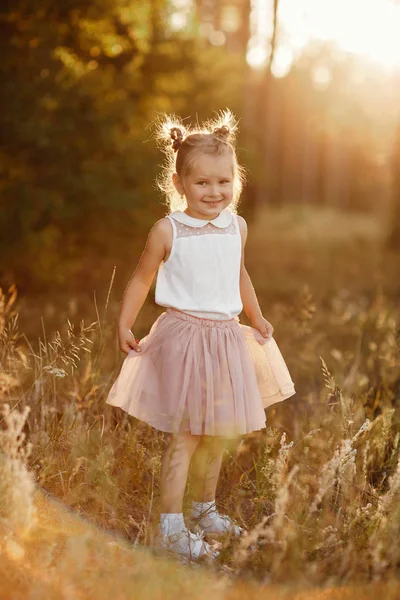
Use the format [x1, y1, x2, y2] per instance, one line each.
[213, 125, 230, 139]
[170, 127, 184, 152]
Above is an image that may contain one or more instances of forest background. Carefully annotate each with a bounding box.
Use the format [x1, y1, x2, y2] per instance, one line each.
[1, 0, 399, 304]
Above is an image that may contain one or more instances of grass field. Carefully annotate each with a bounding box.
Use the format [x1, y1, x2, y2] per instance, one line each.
[1, 205, 399, 598]
[0, 488, 399, 599]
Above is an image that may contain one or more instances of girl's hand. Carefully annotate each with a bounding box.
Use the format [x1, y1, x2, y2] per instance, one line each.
[119, 327, 142, 354]
[250, 316, 274, 341]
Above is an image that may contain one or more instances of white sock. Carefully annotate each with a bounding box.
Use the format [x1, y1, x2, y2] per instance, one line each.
[191, 499, 217, 516]
[159, 512, 185, 535]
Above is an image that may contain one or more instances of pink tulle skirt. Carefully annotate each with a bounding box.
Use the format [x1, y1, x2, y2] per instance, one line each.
[106, 308, 296, 437]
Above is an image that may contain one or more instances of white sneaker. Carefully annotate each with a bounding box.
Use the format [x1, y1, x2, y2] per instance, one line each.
[191, 507, 244, 537]
[157, 526, 220, 560]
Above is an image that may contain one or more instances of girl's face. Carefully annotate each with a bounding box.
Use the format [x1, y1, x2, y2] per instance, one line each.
[173, 151, 234, 220]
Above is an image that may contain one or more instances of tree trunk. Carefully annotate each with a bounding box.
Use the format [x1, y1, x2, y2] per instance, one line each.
[237, 0, 256, 219]
[386, 118, 400, 251]
[252, 0, 280, 219]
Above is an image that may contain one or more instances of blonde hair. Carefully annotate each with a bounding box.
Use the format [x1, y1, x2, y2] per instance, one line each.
[153, 109, 246, 214]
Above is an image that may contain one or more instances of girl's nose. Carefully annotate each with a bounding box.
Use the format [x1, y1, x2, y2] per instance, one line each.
[209, 186, 221, 197]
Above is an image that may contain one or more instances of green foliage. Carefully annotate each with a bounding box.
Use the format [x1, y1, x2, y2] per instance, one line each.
[0, 0, 245, 291]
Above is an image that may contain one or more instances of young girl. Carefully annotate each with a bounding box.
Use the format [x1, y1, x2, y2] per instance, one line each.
[106, 110, 296, 561]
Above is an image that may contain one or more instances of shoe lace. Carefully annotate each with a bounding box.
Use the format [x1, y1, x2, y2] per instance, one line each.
[195, 508, 243, 532]
[187, 528, 206, 543]
[196, 507, 234, 523]
[187, 528, 220, 559]
[215, 513, 243, 532]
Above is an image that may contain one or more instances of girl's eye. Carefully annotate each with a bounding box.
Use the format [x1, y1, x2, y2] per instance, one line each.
[220, 180, 230, 184]
[197, 181, 207, 185]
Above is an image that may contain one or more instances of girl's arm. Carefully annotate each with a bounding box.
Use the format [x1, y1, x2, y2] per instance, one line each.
[237, 216, 263, 323]
[237, 216, 273, 339]
[118, 218, 170, 340]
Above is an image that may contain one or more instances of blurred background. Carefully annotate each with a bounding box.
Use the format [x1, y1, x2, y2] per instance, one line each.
[1, 0, 400, 337]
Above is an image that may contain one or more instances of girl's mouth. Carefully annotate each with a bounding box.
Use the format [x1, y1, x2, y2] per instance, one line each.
[203, 200, 222, 206]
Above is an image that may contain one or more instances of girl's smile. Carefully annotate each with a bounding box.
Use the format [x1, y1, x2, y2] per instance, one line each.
[202, 199, 223, 207]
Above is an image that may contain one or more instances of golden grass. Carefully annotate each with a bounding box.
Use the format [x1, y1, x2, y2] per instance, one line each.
[1, 205, 399, 596]
[0, 488, 398, 600]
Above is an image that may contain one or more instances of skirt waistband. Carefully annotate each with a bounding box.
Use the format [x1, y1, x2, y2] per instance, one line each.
[165, 307, 240, 329]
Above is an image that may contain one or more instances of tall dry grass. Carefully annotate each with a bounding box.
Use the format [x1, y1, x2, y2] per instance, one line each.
[0, 206, 399, 597]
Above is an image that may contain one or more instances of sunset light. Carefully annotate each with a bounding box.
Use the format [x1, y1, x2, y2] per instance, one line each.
[248, 0, 400, 75]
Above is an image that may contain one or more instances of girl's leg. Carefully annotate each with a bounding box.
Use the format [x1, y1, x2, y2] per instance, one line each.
[190, 435, 228, 502]
[159, 431, 201, 513]
[189, 435, 243, 536]
[158, 432, 219, 559]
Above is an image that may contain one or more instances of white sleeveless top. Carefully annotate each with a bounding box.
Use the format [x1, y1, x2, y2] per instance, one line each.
[155, 206, 243, 320]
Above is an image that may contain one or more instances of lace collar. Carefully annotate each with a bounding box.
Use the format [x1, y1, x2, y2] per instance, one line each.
[169, 206, 233, 229]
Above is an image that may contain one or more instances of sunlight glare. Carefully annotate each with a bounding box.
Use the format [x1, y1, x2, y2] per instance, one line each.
[170, 12, 188, 30]
[311, 65, 332, 91]
[169, 0, 191, 32]
[271, 45, 293, 78]
[248, 0, 400, 72]
[280, 0, 400, 71]
[247, 45, 269, 69]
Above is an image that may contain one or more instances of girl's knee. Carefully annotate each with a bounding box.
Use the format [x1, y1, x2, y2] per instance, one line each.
[200, 434, 228, 452]
[171, 432, 201, 454]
